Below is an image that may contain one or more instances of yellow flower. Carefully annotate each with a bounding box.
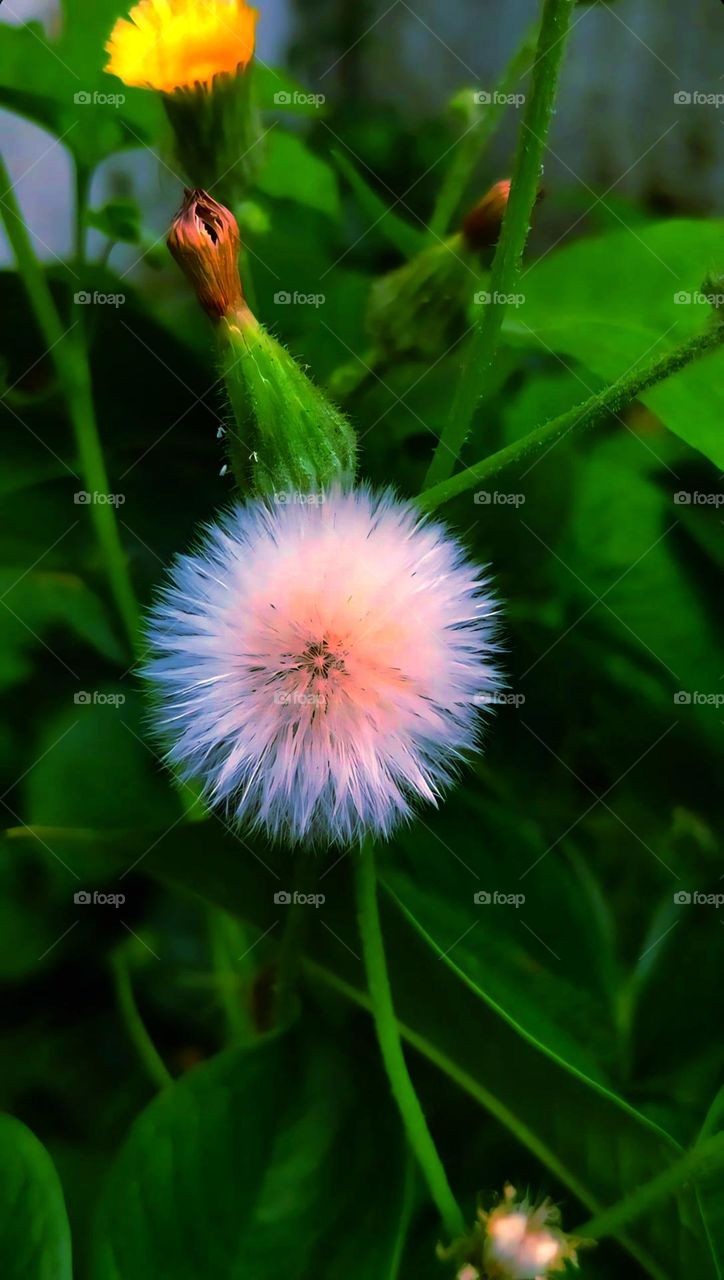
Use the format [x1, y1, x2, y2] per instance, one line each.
[105, 0, 258, 94]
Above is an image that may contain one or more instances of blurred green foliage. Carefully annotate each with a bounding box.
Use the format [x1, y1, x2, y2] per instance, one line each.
[1, 0, 723, 1277]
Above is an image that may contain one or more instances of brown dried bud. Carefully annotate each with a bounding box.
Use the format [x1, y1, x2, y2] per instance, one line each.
[461, 179, 511, 253]
[167, 188, 244, 320]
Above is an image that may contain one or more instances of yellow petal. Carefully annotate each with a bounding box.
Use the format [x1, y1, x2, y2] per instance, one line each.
[105, 0, 257, 93]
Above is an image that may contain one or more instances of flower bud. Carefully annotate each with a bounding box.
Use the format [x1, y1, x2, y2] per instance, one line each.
[167, 191, 356, 497]
[219, 314, 357, 497]
[365, 236, 474, 365]
[343, 180, 519, 389]
[167, 189, 244, 320]
[440, 1184, 588, 1280]
[461, 179, 512, 253]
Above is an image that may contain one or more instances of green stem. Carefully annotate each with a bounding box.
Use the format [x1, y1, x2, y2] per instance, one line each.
[428, 20, 540, 240]
[74, 160, 91, 266]
[418, 323, 724, 512]
[303, 959, 667, 1280]
[355, 840, 465, 1240]
[424, 0, 577, 488]
[576, 1132, 724, 1242]
[0, 151, 139, 650]
[389, 1151, 418, 1280]
[111, 950, 172, 1090]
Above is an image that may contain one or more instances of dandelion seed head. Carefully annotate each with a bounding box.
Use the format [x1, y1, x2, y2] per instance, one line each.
[144, 486, 501, 847]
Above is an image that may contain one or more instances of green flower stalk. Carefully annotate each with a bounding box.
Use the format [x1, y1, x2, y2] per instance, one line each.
[105, 0, 264, 208]
[163, 71, 263, 209]
[167, 189, 356, 496]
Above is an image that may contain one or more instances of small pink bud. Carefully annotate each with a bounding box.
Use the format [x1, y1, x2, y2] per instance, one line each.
[461, 179, 511, 252]
[167, 188, 247, 322]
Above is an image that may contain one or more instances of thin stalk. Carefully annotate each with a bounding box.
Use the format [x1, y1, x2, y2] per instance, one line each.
[111, 950, 172, 1090]
[424, 0, 577, 488]
[0, 151, 139, 649]
[418, 323, 724, 513]
[303, 959, 667, 1280]
[355, 839, 465, 1240]
[576, 1132, 724, 1242]
[74, 160, 91, 266]
[428, 20, 540, 240]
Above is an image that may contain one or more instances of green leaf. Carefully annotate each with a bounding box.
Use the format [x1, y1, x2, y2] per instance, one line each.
[24, 694, 178, 830]
[90, 1028, 408, 1279]
[385, 793, 616, 1086]
[0, 569, 124, 691]
[255, 132, 341, 222]
[0, 1114, 72, 1280]
[254, 64, 327, 117]
[560, 433, 722, 742]
[86, 200, 142, 244]
[24, 818, 716, 1280]
[697, 1088, 724, 1276]
[504, 218, 724, 467]
[0, 18, 161, 171]
[332, 149, 428, 259]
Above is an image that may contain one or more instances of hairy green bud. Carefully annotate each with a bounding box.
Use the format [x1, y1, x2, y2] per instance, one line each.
[167, 188, 356, 496]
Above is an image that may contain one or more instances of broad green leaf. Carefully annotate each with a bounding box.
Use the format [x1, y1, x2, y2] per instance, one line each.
[505, 219, 724, 467]
[17, 818, 715, 1280]
[0, 569, 124, 690]
[90, 1028, 408, 1279]
[697, 1087, 724, 1277]
[0, 1114, 72, 1280]
[254, 64, 328, 117]
[0, 437, 65, 496]
[332, 148, 428, 259]
[385, 792, 616, 1086]
[24, 694, 178, 830]
[86, 200, 142, 244]
[0, 18, 161, 170]
[255, 132, 340, 222]
[560, 433, 722, 742]
[500, 369, 597, 445]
